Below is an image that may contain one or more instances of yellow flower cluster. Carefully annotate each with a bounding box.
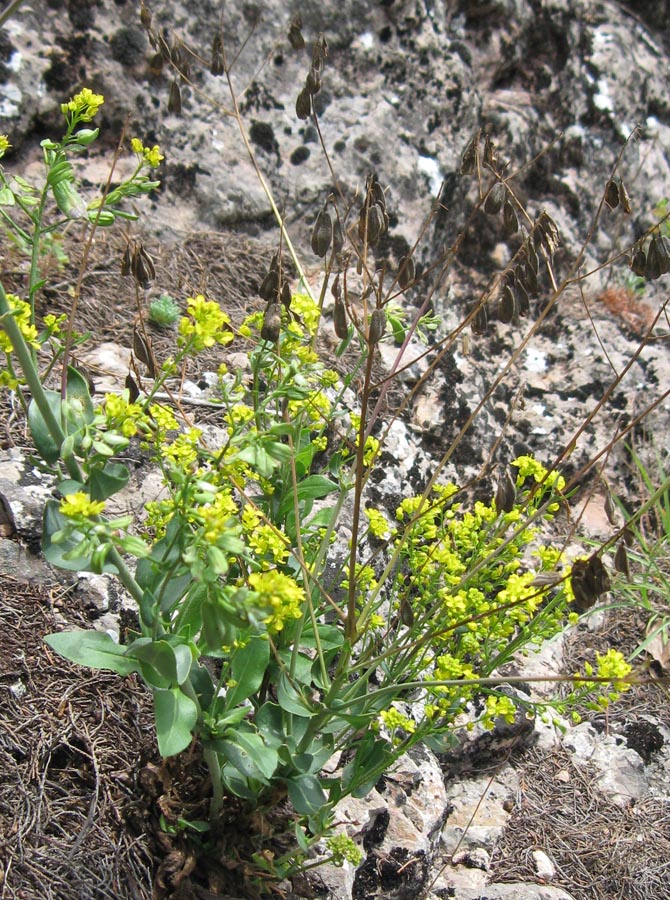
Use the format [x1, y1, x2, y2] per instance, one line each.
[60, 491, 106, 518]
[130, 137, 164, 168]
[178, 295, 233, 353]
[0, 294, 39, 353]
[241, 506, 288, 565]
[248, 570, 304, 634]
[379, 707, 416, 734]
[0, 135, 10, 157]
[61, 88, 104, 122]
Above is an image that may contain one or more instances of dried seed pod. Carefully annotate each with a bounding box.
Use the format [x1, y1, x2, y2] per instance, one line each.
[514, 274, 530, 316]
[604, 178, 620, 210]
[312, 33, 328, 73]
[210, 33, 224, 76]
[526, 238, 540, 274]
[644, 237, 663, 280]
[604, 488, 617, 527]
[622, 524, 634, 547]
[333, 296, 348, 339]
[259, 269, 279, 301]
[305, 66, 321, 96]
[495, 467, 516, 513]
[269, 252, 280, 272]
[368, 308, 386, 345]
[471, 303, 488, 335]
[132, 244, 156, 289]
[362, 204, 386, 245]
[125, 373, 140, 404]
[630, 244, 647, 277]
[399, 597, 414, 627]
[618, 178, 632, 214]
[331, 273, 341, 302]
[121, 244, 132, 276]
[503, 199, 519, 235]
[484, 181, 506, 215]
[296, 87, 312, 120]
[332, 217, 344, 255]
[498, 284, 516, 324]
[483, 134, 498, 171]
[370, 178, 386, 211]
[261, 303, 281, 342]
[649, 233, 670, 276]
[398, 255, 416, 290]
[311, 208, 333, 257]
[614, 541, 630, 578]
[281, 281, 292, 309]
[460, 131, 480, 176]
[570, 555, 611, 614]
[535, 211, 561, 256]
[524, 261, 539, 295]
[133, 326, 156, 377]
[168, 80, 182, 115]
[139, 2, 152, 31]
[288, 15, 305, 50]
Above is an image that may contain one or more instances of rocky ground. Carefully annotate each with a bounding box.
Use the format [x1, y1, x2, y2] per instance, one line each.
[2, 1, 670, 898]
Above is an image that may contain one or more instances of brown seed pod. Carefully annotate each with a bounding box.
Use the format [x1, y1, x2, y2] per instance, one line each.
[570, 555, 611, 614]
[471, 303, 488, 335]
[139, 2, 152, 31]
[261, 303, 281, 342]
[644, 237, 663, 280]
[288, 15, 305, 50]
[484, 181, 506, 216]
[259, 269, 279, 302]
[311, 208, 333, 257]
[296, 87, 312, 120]
[526, 238, 540, 274]
[210, 34, 224, 76]
[618, 178, 632, 214]
[331, 273, 341, 302]
[399, 597, 414, 627]
[332, 217, 344, 255]
[649, 233, 670, 276]
[133, 326, 156, 377]
[281, 281, 292, 309]
[125, 373, 140, 404]
[604, 178, 620, 210]
[333, 296, 348, 339]
[168, 80, 182, 115]
[460, 131, 480, 176]
[498, 284, 516, 324]
[132, 244, 156, 289]
[305, 66, 321, 96]
[535, 211, 561, 256]
[630, 244, 647, 277]
[514, 274, 530, 316]
[494, 467, 516, 513]
[370, 179, 386, 211]
[312, 34, 328, 73]
[368, 308, 386, 345]
[614, 541, 630, 578]
[503, 199, 519, 235]
[363, 204, 386, 246]
[121, 244, 132, 276]
[524, 261, 539, 295]
[483, 134, 498, 171]
[398, 255, 416, 290]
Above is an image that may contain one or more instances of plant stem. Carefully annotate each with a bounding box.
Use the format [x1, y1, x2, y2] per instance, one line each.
[203, 745, 224, 819]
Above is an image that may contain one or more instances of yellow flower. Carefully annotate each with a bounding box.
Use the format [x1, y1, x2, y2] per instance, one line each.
[0, 135, 10, 158]
[0, 295, 39, 353]
[131, 137, 164, 168]
[248, 570, 304, 634]
[61, 88, 104, 122]
[60, 492, 106, 518]
[178, 295, 233, 353]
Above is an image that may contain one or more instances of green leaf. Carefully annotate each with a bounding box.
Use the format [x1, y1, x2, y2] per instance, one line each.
[227, 729, 279, 780]
[129, 639, 192, 685]
[28, 389, 62, 464]
[255, 702, 287, 750]
[225, 635, 270, 708]
[285, 773, 327, 815]
[278, 475, 338, 518]
[277, 671, 316, 717]
[89, 462, 130, 501]
[216, 734, 270, 783]
[44, 630, 138, 675]
[154, 687, 198, 757]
